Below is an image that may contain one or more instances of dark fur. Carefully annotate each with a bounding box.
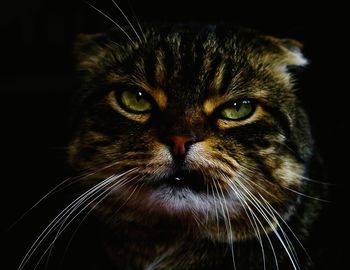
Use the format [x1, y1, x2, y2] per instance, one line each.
[68, 24, 325, 269]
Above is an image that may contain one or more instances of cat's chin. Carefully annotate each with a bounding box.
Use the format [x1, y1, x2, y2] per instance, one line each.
[111, 178, 242, 224]
[137, 169, 233, 213]
[89, 167, 285, 242]
[92, 178, 278, 243]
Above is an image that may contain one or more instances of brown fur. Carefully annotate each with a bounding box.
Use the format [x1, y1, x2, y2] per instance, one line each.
[68, 24, 322, 269]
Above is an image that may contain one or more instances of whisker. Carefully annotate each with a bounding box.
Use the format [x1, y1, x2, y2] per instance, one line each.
[190, 208, 204, 229]
[126, 0, 146, 41]
[233, 184, 284, 270]
[281, 186, 331, 203]
[105, 179, 146, 226]
[18, 168, 137, 270]
[228, 171, 299, 269]
[109, 179, 144, 218]
[235, 169, 331, 264]
[258, 194, 311, 260]
[234, 179, 300, 270]
[209, 183, 220, 235]
[40, 175, 137, 269]
[19, 175, 117, 270]
[218, 184, 237, 270]
[222, 174, 278, 270]
[238, 176, 315, 259]
[276, 137, 297, 155]
[235, 168, 320, 262]
[283, 170, 332, 186]
[205, 182, 210, 224]
[10, 160, 126, 231]
[254, 191, 301, 268]
[266, 205, 301, 268]
[86, 2, 136, 46]
[9, 177, 78, 231]
[224, 179, 268, 270]
[212, 181, 236, 270]
[61, 178, 143, 268]
[111, 0, 142, 42]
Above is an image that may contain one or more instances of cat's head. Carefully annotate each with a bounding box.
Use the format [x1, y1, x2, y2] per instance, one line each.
[69, 24, 312, 241]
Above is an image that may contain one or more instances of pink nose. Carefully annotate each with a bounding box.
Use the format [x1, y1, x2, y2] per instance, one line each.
[166, 135, 197, 156]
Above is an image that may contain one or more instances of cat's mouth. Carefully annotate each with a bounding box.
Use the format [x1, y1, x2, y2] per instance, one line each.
[153, 170, 207, 193]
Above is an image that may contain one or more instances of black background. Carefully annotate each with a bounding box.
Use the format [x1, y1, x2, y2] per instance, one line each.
[1, 0, 349, 269]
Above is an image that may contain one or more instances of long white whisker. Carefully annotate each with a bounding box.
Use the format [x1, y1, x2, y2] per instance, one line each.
[212, 181, 236, 270]
[236, 170, 310, 264]
[258, 194, 311, 261]
[205, 182, 210, 224]
[111, 0, 142, 42]
[226, 180, 268, 270]
[18, 169, 136, 270]
[241, 163, 330, 200]
[9, 178, 78, 231]
[257, 194, 301, 268]
[20, 177, 116, 270]
[220, 171, 279, 270]
[38, 175, 137, 269]
[104, 179, 146, 226]
[110, 180, 144, 217]
[237, 181, 279, 270]
[281, 186, 330, 202]
[18, 176, 115, 270]
[234, 179, 300, 270]
[237, 170, 317, 262]
[59, 178, 144, 268]
[231, 182, 280, 270]
[191, 208, 204, 228]
[287, 171, 331, 185]
[126, 0, 146, 41]
[47, 175, 135, 259]
[86, 2, 136, 46]
[12, 161, 124, 230]
[218, 184, 237, 270]
[209, 184, 220, 235]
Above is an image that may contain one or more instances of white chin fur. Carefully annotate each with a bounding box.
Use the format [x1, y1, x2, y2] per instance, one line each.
[146, 185, 240, 218]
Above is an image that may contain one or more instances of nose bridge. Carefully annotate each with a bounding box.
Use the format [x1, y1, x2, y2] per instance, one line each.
[159, 106, 208, 157]
[164, 106, 206, 135]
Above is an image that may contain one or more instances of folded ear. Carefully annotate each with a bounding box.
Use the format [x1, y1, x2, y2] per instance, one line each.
[73, 33, 107, 72]
[264, 35, 308, 67]
[74, 33, 105, 55]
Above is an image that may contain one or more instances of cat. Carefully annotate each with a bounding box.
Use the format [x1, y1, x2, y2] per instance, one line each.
[19, 23, 327, 270]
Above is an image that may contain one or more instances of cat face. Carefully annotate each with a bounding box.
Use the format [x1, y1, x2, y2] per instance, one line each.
[69, 25, 312, 241]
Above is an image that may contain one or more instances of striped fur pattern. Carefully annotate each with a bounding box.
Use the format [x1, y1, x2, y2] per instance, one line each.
[66, 24, 324, 269]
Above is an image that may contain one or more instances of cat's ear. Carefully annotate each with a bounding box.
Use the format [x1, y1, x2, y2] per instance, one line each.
[264, 36, 308, 68]
[74, 33, 104, 50]
[73, 33, 107, 71]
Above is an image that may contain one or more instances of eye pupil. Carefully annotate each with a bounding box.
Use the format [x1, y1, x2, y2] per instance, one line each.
[136, 91, 143, 101]
[234, 102, 241, 111]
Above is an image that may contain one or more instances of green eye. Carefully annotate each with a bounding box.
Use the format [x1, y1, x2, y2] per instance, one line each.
[119, 90, 153, 113]
[220, 100, 255, 120]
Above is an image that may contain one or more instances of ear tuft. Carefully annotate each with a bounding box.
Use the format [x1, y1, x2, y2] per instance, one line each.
[264, 36, 308, 67]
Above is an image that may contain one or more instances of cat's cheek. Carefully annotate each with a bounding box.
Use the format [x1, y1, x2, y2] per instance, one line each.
[273, 158, 305, 187]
